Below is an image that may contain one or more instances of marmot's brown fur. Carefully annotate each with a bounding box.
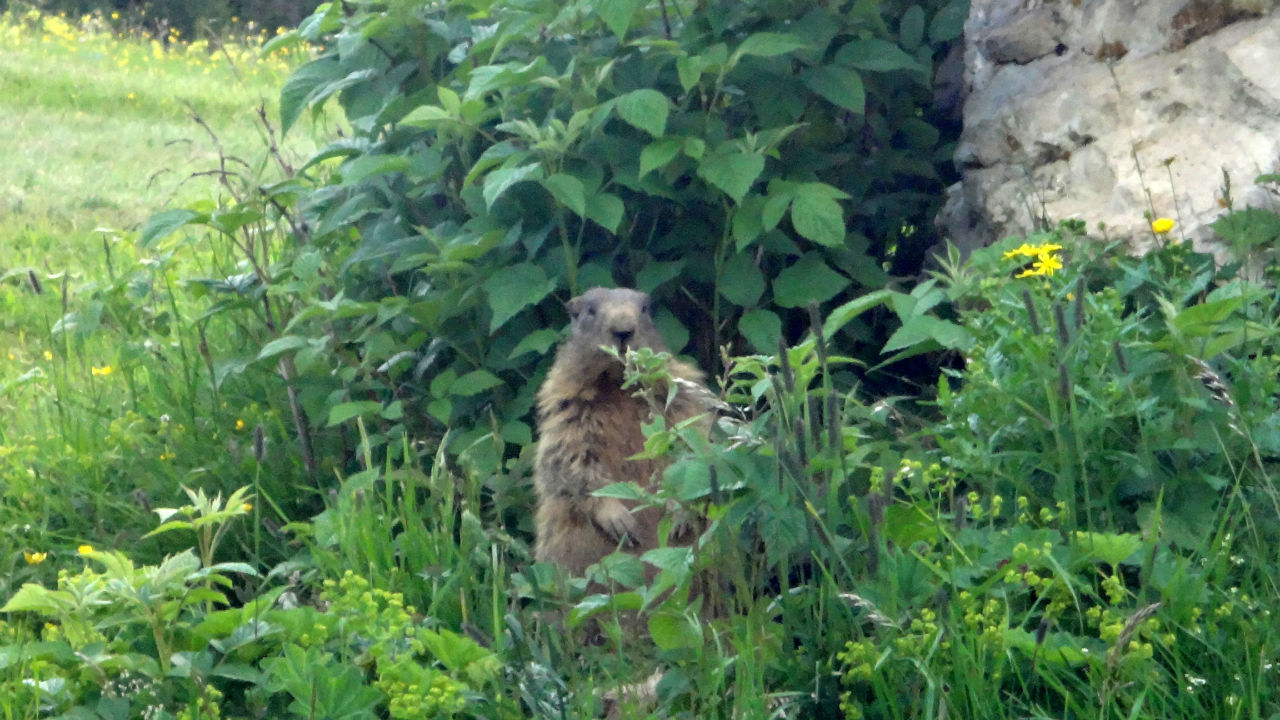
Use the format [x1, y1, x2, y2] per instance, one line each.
[534, 287, 711, 578]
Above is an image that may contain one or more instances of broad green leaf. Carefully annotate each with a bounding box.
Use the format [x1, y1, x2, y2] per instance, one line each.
[882, 315, 974, 353]
[900, 5, 926, 50]
[929, 0, 968, 42]
[736, 32, 810, 59]
[398, 104, 453, 127]
[790, 183, 847, 246]
[801, 65, 865, 114]
[542, 174, 587, 216]
[676, 56, 702, 91]
[823, 289, 892, 340]
[509, 328, 560, 358]
[648, 611, 702, 651]
[639, 138, 682, 178]
[326, 401, 383, 426]
[697, 150, 765, 204]
[483, 263, 557, 332]
[1210, 207, 1280, 251]
[719, 252, 766, 307]
[595, 0, 644, 39]
[773, 253, 850, 307]
[586, 192, 625, 233]
[140, 209, 204, 248]
[340, 154, 409, 183]
[733, 196, 765, 249]
[279, 56, 342, 134]
[636, 260, 685, 292]
[1173, 296, 1243, 337]
[1070, 531, 1145, 567]
[482, 163, 544, 208]
[0, 584, 65, 614]
[257, 335, 310, 361]
[836, 38, 925, 73]
[451, 369, 504, 396]
[616, 89, 670, 137]
[739, 308, 782, 353]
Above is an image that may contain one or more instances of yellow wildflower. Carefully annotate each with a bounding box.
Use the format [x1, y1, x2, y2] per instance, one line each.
[91, 365, 112, 376]
[242, 503, 253, 512]
[1151, 218, 1175, 234]
[23, 551, 47, 565]
[77, 544, 95, 556]
[235, 419, 246, 431]
[1016, 252, 1064, 278]
[43, 350, 52, 360]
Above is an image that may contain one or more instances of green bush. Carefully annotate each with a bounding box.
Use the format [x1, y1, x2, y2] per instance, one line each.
[144, 0, 966, 478]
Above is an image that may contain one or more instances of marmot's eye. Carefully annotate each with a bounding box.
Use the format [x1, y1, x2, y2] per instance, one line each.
[585, 304, 596, 317]
[641, 300, 652, 316]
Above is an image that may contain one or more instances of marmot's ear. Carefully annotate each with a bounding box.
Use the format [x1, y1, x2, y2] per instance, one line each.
[566, 295, 584, 320]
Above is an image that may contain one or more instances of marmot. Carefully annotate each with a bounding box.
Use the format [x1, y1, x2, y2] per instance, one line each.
[534, 287, 712, 579]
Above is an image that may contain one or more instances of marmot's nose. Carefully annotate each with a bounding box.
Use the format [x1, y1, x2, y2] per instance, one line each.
[613, 329, 634, 345]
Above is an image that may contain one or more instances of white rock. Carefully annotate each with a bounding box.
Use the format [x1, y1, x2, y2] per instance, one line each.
[941, 0, 1280, 257]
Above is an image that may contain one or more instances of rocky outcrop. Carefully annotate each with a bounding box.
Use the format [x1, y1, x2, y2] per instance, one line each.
[942, 0, 1280, 255]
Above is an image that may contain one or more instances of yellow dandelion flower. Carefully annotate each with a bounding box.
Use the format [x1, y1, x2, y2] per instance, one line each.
[1151, 218, 1175, 234]
[43, 350, 52, 360]
[77, 544, 95, 556]
[91, 365, 112, 376]
[24, 551, 47, 565]
[235, 419, 246, 431]
[242, 502, 253, 512]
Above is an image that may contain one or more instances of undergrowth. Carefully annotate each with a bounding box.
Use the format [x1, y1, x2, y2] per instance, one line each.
[1, 1, 1279, 719]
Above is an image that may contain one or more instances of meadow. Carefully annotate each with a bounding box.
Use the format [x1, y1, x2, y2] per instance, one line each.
[0, 2, 1278, 719]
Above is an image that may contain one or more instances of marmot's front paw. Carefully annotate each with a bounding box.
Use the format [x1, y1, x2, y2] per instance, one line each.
[593, 498, 638, 546]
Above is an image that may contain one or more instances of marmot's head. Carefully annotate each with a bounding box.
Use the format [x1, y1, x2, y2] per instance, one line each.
[562, 287, 668, 380]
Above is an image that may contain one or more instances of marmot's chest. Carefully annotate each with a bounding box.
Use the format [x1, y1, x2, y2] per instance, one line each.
[568, 382, 658, 481]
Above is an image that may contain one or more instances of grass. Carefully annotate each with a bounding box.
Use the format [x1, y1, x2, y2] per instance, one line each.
[0, 6, 1277, 720]
[0, 7, 315, 585]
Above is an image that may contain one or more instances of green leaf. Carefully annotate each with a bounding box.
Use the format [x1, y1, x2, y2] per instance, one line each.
[836, 38, 925, 73]
[900, 5, 926, 50]
[340, 155, 410, 183]
[697, 150, 765, 204]
[1070, 531, 1145, 567]
[616, 89, 669, 137]
[508, 329, 559, 359]
[636, 260, 686, 293]
[639, 138, 682, 178]
[773, 253, 850, 308]
[483, 263, 557, 333]
[736, 32, 810, 59]
[719, 252, 765, 307]
[595, 0, 643, 40]
[1210, 207, 1280, 251]
[882, 315, 974, 353]
[733, 196, 765, 249]
[790, 183, 847, 246]
[542, 174, 587, 216]
[279, 56, 342, 134]
[738, 308, 782, 353]
[586, 192, 625, 233]
[801, 65, 865, 114]
[327, 401, 383, 427]
[483, 163, 544, 209]
[823, 289, 892, 340]
[648, 610, 702, 650]
[0, 584, 64, 614]
[257, 335, 311, 361]
[451, 369, 503, 396]
[929, 0, 968, 42]
[140, 209, 204, 248]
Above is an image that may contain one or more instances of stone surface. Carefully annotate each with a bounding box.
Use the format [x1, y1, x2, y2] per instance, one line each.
[941, 0, 1280, 256]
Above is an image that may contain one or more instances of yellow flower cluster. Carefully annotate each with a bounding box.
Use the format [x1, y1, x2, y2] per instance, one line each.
[1004, 242, 1064, 278]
